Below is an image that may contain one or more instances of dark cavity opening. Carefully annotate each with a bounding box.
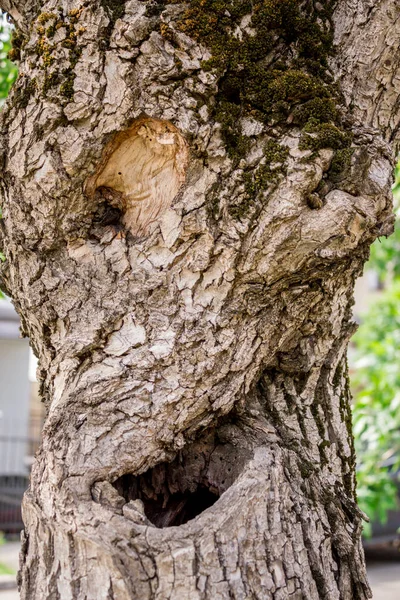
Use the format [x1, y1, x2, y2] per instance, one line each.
[89, 193, 124, 240]
[93, 194, 123, 226]
[114, 474, 219, 528]
[111, 429, 251, 528]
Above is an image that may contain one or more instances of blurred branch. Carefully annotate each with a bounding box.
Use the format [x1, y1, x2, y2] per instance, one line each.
[0, 1, 22, 18]
[0, 1, 33, 31]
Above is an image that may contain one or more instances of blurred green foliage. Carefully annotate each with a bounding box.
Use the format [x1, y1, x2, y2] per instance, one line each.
[0, 14, 17, 104]
[0, 561, 14, 575]
[352, 168, 400, 537]
[352, 283, 400, 536]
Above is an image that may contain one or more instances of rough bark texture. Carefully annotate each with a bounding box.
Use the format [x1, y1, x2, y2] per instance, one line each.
[0, 1, 398, 599]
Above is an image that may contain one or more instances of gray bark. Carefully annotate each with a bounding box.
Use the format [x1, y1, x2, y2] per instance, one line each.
[0, 1, 398, 598]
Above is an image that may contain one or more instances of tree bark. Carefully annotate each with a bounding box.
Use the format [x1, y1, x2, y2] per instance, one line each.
[0, 1, 398, 598]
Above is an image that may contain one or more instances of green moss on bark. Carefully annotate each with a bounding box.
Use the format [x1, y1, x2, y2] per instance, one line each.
[300, 121, 352, 152]
[168, 0, 350, 215]
[7, 27, 26, 62]
[12, 77, 37, 110]
[100, 0, 127, 26]
[171, 0, 340, 128]
[244, 140, 289, 195]
[37, 12, 57, 24]
[330, 147, 354, 175]
[29, 9, 85, 101]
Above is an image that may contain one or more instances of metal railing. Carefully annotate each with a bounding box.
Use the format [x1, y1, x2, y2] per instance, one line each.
[0, 434, 41, 533]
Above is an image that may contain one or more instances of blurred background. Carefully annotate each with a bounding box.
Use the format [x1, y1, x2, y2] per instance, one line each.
[0, 11, 399, 598]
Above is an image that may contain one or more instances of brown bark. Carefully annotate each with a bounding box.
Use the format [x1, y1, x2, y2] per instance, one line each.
[0, 1, 398, 598]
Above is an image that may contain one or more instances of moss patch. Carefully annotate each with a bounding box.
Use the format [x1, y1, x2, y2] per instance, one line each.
[28, 9, 86, 100]
[244, 140, 289, 195]
[171, 0, 341, 131]
[100, 0, 127, 24]
[7, 27, 26, 62]
[37, 12, 57, 24]
[167, 0, 350, 216]
[330, 147, 354, 176]
[99, 0, 127, 47]
[300, 121, 352, 153]
[12, 76, 37, 110]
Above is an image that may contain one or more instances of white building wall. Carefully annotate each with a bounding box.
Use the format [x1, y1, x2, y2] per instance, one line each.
[0, 300, 31, 475]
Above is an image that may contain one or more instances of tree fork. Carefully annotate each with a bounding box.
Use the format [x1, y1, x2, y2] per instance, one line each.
[0, 1, 398, 598]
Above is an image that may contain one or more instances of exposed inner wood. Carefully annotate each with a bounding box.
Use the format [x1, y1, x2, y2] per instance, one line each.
[86, 118, 189, 236]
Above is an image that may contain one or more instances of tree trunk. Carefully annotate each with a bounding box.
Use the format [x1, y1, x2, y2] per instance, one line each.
[0, 1, 398, 598]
